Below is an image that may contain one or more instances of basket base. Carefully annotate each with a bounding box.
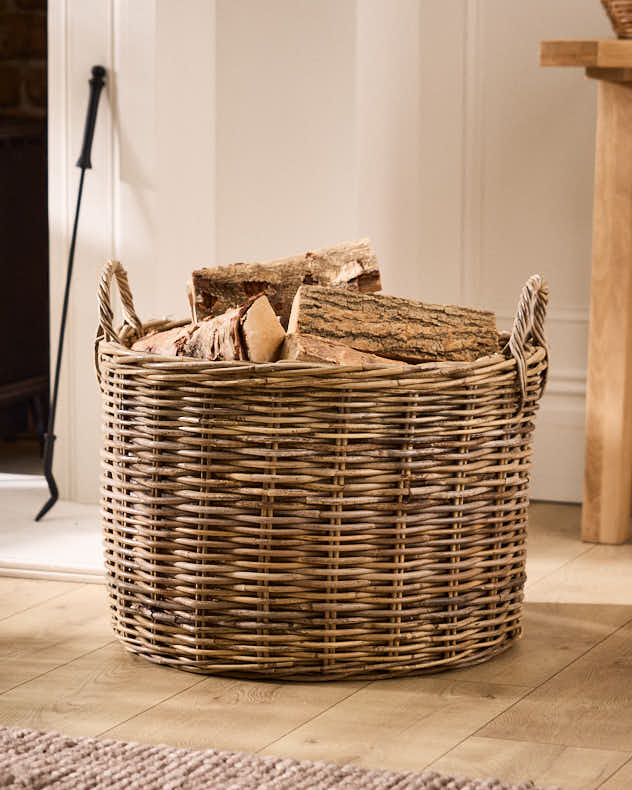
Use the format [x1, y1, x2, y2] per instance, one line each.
[112, 629, 521, 682]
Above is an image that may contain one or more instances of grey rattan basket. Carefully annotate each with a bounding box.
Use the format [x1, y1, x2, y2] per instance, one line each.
[96, 261, 548, 680]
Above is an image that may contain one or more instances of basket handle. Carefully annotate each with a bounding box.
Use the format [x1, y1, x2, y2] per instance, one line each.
[507, 274, 549, 405]
[95, 260, 144, 381]
[97, 259, 143, 344]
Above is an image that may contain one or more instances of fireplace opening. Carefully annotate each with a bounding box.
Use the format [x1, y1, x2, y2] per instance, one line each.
[0, 1, 48, 477]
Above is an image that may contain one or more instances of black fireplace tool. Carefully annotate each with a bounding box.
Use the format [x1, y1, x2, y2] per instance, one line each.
[36, 65, 106, 521]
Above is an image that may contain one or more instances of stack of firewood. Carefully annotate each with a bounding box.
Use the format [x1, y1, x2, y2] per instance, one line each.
[132, 240, 499, 366]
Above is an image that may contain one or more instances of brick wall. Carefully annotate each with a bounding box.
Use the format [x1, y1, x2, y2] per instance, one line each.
[0, 0, 46, 118]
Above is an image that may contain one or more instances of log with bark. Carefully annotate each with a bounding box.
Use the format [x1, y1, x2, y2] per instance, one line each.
[281, 333, 405, 367]
[191, 239, 381, 327]
[130, 324, 195, 358]
[131, 294, 285, 362]
[287, 286, 499, 363]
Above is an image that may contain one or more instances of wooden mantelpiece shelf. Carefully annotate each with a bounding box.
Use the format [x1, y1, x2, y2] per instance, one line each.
[541, 40, 632, 68]
[541, 40, 632, 545]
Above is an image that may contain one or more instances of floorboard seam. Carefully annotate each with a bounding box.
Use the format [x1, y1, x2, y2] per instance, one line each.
[469, 611, 632, 742]
[419, 685, 534, 771]
[254, 680, 374, 755]
[456, 732, 630, 753]
[0, 639, 117, 697]
[524, 543, 597, 594]
[0, 582, 88, 624]
[594, 752, 632, 789]
[423, 610, 632, 772]
[94, 675, 212, 739]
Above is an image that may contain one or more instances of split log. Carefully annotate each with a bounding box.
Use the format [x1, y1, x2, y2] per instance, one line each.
[191, 239, 381, 327]
[185, 306, 245, 361]
[281, 333, 405, 367]
[131, 295, 285, 362]
[130, 324, 196, 357]
[287, 286, 499, 363]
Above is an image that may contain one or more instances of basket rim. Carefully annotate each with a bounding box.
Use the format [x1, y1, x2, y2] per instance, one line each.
[96, 330, 547, 386]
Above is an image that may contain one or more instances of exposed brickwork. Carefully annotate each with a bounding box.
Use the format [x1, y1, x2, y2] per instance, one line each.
[0, 0, 46, 119]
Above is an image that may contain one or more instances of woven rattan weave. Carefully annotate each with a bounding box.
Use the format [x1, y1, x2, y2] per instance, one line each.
[602, 0, 632, 37]
[96, 262, 548, 680]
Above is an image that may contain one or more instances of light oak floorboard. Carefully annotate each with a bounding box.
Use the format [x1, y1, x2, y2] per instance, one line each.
[0, 641, 203, 736]
[0, 584, 112, 693]
[598, 756, 632, 789]
[104, 675, 367, 752]
[454, 602, 632, 687]
[430, 736, 630, 790]
[259, 677, 530, 772]
[481, 619, 632, 751]
[527, 543, 632, 605]
[525, 503, 593, 590]
[0, 577, 78, 620]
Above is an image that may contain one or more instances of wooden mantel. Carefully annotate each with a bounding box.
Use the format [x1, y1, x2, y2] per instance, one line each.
[541, 39, 632, 68]
[541, 40, 632, 545]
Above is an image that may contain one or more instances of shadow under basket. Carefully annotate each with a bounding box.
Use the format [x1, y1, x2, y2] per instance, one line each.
[96, 262, 548, 680]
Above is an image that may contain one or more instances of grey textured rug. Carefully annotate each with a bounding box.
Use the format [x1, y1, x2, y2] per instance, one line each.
[0, 726, 558, 790]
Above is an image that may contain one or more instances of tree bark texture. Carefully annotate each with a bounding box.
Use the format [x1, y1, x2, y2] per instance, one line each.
[287, 286, 499, 363]
[191, 239, 381, 327]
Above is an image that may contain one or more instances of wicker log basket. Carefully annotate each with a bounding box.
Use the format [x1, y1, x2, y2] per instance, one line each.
[96, 261, 548, 680]
[602, 0, 632, 37]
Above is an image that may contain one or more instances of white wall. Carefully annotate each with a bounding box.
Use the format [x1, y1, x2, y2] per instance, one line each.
[356, 0, 422, 298]
[49, 0, 609, 504]
[216, 0, 357, 263]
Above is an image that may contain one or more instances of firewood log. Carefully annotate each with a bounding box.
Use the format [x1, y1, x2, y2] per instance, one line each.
[131, 295, 285, 362]
[281, 333, 405, 367]
[287, 286, 499, 363]
[185, 306, 245, 361]
[191, 239, 381, 327]
[239, 293, 286, 362]
[130, 324, 195, 357]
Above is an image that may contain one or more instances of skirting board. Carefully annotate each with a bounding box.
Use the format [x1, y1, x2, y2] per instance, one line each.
[0, 562, 104, 584]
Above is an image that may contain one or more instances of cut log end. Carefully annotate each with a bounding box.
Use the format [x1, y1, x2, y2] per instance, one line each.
[240, 295, 286, 362]
[186, 280, 197, 323]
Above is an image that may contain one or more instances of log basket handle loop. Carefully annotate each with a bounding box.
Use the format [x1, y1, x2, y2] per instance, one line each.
[507, 274, 549, 406]
[95, 259, 144, 382]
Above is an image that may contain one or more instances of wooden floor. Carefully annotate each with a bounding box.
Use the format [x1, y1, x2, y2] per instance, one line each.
[0, 502, 631, 790]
